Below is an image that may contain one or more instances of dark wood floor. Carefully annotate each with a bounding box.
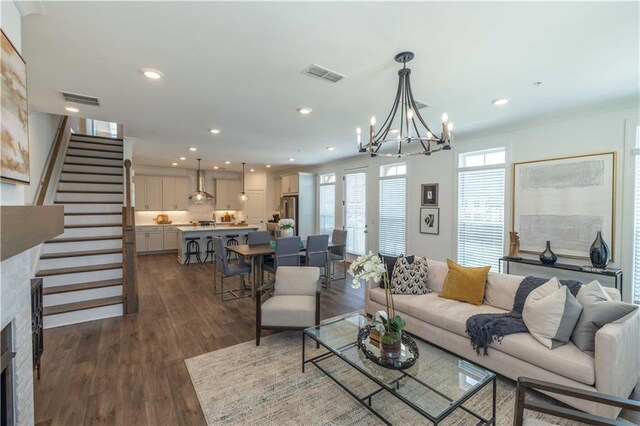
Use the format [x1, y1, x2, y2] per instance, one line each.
[34, 253, 363, 426]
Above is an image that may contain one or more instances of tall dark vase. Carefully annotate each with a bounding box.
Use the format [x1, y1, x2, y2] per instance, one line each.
[589, 231, 609, 268]
[539, 241, 557, 265]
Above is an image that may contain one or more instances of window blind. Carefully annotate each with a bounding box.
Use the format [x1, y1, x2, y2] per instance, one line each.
[379, 177, 406, 256]
[457, 167, 505, 271]
[319, 183, 335, 235]
[633, 145, 640, 304]
[344, 172, 367, 255]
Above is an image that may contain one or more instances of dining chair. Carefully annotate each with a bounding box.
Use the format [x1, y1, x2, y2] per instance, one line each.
[329, 229, 347, 280]
[302, 234, 329, 281]
[212, 236, 252, 301]
[262, 236, 301, 281]
[247, 231, 270, 245]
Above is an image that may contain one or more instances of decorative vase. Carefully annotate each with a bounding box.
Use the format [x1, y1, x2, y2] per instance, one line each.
[281, 227, 294, 237]
[539, 241, 557, 265]
[379, 330, 402, 362]
[589, 231, 609, 268]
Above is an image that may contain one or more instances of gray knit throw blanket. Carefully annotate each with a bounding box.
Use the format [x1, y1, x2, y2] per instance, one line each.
[465, 276, 582, 355]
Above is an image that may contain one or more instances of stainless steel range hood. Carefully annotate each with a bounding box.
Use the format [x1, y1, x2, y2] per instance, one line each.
[189, 159, 214, 203]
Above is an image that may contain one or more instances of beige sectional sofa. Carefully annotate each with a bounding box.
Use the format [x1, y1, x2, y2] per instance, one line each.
[365, 259, 640, 419]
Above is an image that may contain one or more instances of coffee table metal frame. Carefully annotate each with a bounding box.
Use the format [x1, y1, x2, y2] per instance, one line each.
[302, 316, 496, 425]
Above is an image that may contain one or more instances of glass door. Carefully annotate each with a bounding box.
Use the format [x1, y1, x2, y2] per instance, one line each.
[343, 170, 367, 255]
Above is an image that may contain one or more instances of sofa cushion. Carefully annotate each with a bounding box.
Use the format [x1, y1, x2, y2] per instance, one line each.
[439, 259, 490, 305]
[426, 259, 448, 292]
[484, 272, 523, 310]
[261, 295, 316, 327]
[379, 254, 414, 288]
[390, 257, 430, 294]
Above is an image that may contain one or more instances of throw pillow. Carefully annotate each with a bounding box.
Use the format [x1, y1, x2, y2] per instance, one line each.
[390, 257, 430, 294]
[379, 254, 414, 288]
[523, 283, 583, 349]
[438, 259, 490, 305]
[571, 280, 638, 356]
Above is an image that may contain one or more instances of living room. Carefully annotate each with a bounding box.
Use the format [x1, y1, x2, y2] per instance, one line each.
[1, 1, 639, 425]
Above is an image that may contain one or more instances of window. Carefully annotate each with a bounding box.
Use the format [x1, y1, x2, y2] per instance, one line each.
[633, 127, 640, 304]
[457, 148, 506, 271]
[344, 171, 367, 255]
[319, 173, 336, 235]
[379, 163, 406, 256]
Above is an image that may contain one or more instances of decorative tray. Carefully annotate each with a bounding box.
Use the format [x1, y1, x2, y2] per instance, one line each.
[357, 325, 419, 370]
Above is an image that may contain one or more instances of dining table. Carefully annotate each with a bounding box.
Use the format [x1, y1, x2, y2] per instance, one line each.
[226, 241, 346, 297]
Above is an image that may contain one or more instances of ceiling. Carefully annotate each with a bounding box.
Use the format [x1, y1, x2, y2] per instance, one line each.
[23, 1, 639, 171]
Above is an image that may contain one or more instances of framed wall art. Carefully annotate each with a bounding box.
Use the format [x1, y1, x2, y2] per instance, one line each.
[421, 183, 438, 206]
[1, 30, 30, 184]
[420, 207, 439, 235]
[512, 152, 616, 260]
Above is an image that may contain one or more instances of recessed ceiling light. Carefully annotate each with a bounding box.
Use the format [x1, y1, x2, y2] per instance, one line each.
[209, 128, 220, 134]
[492, 97, 510, 106]
[326, 147, 336, 151]
[213, 166, 219, 170]
[179, 157, 186, 161]
[224, 161, 231, 165]
[250, 168, 255, 172]
[266, 164, 271, 168]
[142, 68, 163, 79]
[288, 158, 295, 162]
[189, 147, 197, 151]
[171, 162, 178, 166]
[297, 107, 312, 115]
[65, 107, 79, 113]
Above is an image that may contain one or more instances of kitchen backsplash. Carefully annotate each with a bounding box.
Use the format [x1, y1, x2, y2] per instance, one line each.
[135, 209, 243, 225]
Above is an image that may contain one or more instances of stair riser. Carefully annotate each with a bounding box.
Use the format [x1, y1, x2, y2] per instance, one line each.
[59, 227, 122, 239]
[63, 164, 122, 174]
[59, 182, 124, 192]
[42, 268, 122, 287]
[44, 304, 123, 329]
[69, 141, 123, 152]
[60, 172, 122, 183]
[44, 286, 123, 308]
[64, 156, 123, 167]
[44, 239, 122, 254]
[40, 253, 122, 270]
[66, 148, 123, 160]
[59, 203, 122, 213]
[56, 193, 123, 203]
[64, 214, 123, 226]
[70, 135, 122, 145]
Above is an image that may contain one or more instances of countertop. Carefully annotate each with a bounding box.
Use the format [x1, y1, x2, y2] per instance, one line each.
[177, 225, 259, 232]
[136, 223, 190, 227]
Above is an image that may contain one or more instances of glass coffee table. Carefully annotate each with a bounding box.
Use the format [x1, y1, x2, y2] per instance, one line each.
[303, 313, 496, 425]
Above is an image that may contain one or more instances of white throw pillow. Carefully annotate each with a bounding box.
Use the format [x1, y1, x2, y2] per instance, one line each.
[523, 278, 583, 349]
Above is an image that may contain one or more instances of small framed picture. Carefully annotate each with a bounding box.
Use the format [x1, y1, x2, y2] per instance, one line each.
[421, 183, 438, 206]
[420, 208, 439, 235]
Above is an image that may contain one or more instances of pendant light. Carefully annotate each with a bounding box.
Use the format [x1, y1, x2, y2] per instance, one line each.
[239, 162, 247, 202]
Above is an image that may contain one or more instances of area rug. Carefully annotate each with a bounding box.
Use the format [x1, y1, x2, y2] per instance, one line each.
[185, 324, 619, 425]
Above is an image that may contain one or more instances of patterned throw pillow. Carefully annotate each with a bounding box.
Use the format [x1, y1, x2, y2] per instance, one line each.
[390, 257, 430, 294]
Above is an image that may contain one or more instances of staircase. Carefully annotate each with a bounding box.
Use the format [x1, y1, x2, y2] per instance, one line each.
[37, 134, 125, 328]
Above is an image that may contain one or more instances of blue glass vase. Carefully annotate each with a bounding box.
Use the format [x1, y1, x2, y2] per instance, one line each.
[539, 241, 557, 265]
[589, 231, 609, 269]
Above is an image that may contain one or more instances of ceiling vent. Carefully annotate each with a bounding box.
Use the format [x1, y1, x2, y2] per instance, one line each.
[59, 91, 100, 106]
[414, 100, 430, 110]
[302, 64, 345, 83]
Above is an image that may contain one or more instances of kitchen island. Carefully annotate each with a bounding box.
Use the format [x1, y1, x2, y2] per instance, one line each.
[176, 225, 260, 264]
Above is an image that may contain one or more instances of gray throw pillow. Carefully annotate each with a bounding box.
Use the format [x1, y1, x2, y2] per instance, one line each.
[571, 280, 638, 356]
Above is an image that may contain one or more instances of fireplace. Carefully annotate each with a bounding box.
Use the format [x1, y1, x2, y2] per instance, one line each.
[1, 322, 15, 426]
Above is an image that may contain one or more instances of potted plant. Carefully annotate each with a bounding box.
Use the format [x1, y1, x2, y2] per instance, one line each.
[278, 218, 295, 237]
[348, 252, 406, 361]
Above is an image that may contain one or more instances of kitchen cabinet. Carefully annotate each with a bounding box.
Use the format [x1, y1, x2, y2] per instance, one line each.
[147, 231, 164, 251]
[281, 174, 299, 195]
[274, 177, 282, 208]
[135, 226, 170, 252]
[215, 179, 242, 211]
[135, 176, 163, 211]
[163, 226, 178, 250]
[162, 177, 189, 211]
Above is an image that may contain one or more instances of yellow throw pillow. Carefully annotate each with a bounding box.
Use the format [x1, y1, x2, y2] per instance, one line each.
[439, 259, 490, 305]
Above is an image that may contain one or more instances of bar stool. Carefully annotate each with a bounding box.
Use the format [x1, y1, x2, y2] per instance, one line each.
[204, 236, 215, 263]
[184, 237, 202, 265]
[226, 234, 240, 260]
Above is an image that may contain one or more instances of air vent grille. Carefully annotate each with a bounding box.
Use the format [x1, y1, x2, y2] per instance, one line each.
[59, 91, 100, 106]
[302, 64, 345, 83]
[414, 100, 430, 110]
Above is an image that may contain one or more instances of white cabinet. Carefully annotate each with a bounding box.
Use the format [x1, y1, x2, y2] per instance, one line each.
[281, 174, 299, 195]
[136, 226, 172, 252]
[163, 227, 178, 250]
[147, 231, 164, 251]
[162, 177, 189, 211]
[215, 179, 242, 210]
[135, 176, 163, 211]
[274, 177, 282, 208]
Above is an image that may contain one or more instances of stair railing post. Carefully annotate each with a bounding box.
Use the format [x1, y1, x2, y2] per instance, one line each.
[122, 159, 139, 315]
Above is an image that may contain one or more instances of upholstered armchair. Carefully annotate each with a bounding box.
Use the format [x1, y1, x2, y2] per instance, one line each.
[255, 266, 321, 346]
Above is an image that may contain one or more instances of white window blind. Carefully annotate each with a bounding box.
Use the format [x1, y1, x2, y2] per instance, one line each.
[319, 174, 336, 235]
[457, 150, 505, 271]
[633, 128, 640, 304]
[344, 171, 367, 255]
[379, 164, 406, 256]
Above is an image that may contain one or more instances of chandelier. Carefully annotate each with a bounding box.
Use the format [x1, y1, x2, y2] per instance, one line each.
[357, 51, 453, 157]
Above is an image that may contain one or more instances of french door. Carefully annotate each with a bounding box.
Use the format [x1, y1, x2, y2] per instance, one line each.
[343, 170, 368, 255]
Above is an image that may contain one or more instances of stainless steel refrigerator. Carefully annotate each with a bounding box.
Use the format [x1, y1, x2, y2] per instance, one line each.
[280, 195, 298, 236]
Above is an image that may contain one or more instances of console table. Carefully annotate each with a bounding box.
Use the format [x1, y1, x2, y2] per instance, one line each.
[498, 257, 623, 295]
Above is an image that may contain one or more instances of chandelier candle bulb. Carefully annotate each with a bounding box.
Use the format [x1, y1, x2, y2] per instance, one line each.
[370, 117, 376, 145]
[356, 127, 362, 149]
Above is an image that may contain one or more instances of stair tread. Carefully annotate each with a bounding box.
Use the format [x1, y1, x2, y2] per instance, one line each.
[59, 180, 123, 185]
[43, 279, 123, 295]
[66, 154, 123, 161]
[57, 190, 122, 194]
[62, 171, 123, 177]
[67, 146, 123, 154]
[64, 223, 122, 229]
[64, 162, 122, 168]
[45, 235, 122, 243]
[71, 134, 123, 142]
[43, 296, 123, 316]
[36, 262, 122, 277]
[41, 248, 122, 259]
[55, 201, 122, 205]
[65, 212, 123, 216]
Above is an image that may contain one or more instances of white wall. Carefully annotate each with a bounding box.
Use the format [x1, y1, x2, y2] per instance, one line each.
[300, 102, 638, 301]
[25, 111, 59, 204]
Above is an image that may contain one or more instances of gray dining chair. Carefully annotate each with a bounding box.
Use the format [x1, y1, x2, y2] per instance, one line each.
[212, 236, 252, 301]
[262, 236, 301, 281]
[329, 229, 347, 280]
[303, 234, 329, 276]
[247, 231, 270, 245]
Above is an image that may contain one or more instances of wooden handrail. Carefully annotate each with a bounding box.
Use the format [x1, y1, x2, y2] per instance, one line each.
[122, 159, 139, 315]
[36, 115, 68, 205]
[124, 159, 133, 224]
